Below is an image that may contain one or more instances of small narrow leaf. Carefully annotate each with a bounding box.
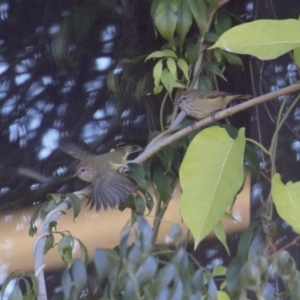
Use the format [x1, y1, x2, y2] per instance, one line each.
[153, 59, 163, 87]
[177, 58, 189, 81]
[166, 57, 177, 79]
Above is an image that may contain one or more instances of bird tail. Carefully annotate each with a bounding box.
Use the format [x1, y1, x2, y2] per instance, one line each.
[225, 94, 252, 105]
[113, 144, 143, 157]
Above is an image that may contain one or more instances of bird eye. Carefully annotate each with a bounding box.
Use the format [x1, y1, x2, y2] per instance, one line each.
[181, 95, 187, 100]
[80, 168, 85, 172]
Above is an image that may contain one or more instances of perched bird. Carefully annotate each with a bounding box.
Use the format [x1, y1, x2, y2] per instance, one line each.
[61, 142, 142, 211]
[174, 90, 252, 119]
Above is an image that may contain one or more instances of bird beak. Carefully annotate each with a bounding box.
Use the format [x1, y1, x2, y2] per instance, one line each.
[173, 100, 179, 106]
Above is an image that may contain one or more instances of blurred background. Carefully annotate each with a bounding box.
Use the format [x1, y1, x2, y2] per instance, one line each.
[1, 0, 300, 298]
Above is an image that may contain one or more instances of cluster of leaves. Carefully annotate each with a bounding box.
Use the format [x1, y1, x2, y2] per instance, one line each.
[61, 216, 224, 300]
[226, 225, 300, 299]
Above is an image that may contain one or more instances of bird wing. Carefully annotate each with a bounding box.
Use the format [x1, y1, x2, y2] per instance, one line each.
[60, 140, 95, 159]
[198, 91, 229, 98]
[88, 170, 134, 211]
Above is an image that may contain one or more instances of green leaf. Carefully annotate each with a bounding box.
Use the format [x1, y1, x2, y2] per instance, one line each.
[47, 193, 63, 203]
[44, 233, 55, 254]
[77, 238, 89, 266]
[61, 269, 72, 300]
[161, 68, 175, 95]
[177, 58, 189, 81]
[66, 193, 81, 220]
[185, 42, 199, 65]
[29, 205, 42, 236]
[153, 165, 174, 202]
[272, 173, 300, 233]
[71, 259, 87, 297]
[175, 0, 193, 45]
[226, 256, 243, 295]
[238, 227, 254, 262]
[293, 47, 300, 69]
[223, 51, 243, 67]
[205, 62, 227, 81]
[127, 163, 148, 193]
[94, 249, 110, 282]
[198, 75, 213, 91]
[210, 19, 300, 60]
[154, 0, 178, 44]
[213, 265, 227, 277]
[179, 127, 245, 248]
[134, 194, 146, 215]
[166, 57, 177, 79]
[153, 59, 163, 87]
[58, 235, 74, 267]
[217, 291, 231, 300]
[154, 84, 164, 94]
[214, 221, 230, 255]
[215, 13, 232, 36]
[187, 0, 207, 37]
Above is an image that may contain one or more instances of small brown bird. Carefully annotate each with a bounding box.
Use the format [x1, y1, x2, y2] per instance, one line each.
[61, 142, 142, 211]
[174, 90, 252, 119]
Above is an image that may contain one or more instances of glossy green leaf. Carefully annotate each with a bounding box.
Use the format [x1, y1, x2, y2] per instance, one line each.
[210, 19, 300, 60]
[272, 173, 300, 233]
[187, 0, 207, 37]
[154, 0, 178, 44]
[179, 127, 245, 247]
[214, 221, 230, 255]
[177, 58, 189, 81]
[175, 0, 193, 45]
[293, 47, 300, 69]
[166, 57, 177, 79]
